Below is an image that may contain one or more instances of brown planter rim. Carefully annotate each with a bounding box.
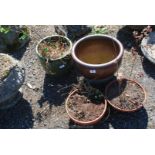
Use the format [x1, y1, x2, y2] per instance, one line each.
[72, 34, 124, 68]
[65, 89, 108, 126]
[105, 78, 147, 112]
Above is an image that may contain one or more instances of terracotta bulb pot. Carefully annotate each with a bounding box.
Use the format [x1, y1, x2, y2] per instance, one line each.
[65, 89, 108, 126]
[105, 78, 146, 112]
[72, 34, 124, 80]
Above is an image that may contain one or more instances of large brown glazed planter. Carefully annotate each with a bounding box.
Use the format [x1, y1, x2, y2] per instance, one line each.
[71, 34, 124, 80]
[65, 89, 108, 126]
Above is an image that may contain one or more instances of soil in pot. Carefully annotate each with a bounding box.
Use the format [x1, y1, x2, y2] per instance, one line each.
[38, 37, 70, 60]
[67, 82, 106, 122]
[0, 55, 15, 81]
[76, 38, 119, 64]
[105, 79, 145, 111]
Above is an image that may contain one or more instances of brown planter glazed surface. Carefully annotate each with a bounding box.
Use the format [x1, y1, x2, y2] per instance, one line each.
[65, 89, 107, 126]
[105, 78, 146, 112]
[72, 34, 124, 80]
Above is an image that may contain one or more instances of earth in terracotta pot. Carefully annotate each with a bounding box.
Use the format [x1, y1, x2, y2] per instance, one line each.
[72, 34, 124, 80]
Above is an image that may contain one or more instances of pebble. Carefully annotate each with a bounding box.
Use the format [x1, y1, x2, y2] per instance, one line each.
[26, 83, 36, 90]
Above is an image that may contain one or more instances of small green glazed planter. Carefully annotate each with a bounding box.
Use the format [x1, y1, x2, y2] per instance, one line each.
[36, 35, 72, 76]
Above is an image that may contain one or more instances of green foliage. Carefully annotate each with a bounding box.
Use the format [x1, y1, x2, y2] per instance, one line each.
[91, 26, 108, 34]
[19, 31, 29, 40]
[0, 25, 29, 40]
[0, 26, 10, 34]
[43, 47, 49, 52]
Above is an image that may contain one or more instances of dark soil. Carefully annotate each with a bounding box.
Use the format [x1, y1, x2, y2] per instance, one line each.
[38, 36, 70, 60]
[106, 79, 145, 111]
[67, 90, 105, 122]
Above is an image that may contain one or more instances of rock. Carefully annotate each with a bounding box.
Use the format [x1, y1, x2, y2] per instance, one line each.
[54, 25, 92, 42]
[27, 83, 35, 89]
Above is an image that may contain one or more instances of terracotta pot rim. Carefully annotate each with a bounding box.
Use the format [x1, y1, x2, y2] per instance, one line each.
[72, 34, 124, 68]
[36, 35, 72, 61]
[65, 89, 108, 126]
[105, 78, 146, 112]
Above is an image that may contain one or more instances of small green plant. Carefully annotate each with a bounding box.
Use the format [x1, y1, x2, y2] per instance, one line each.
[19, 31, 29, 40]
[43, 47, 49, 52]
[0, 26, 10, 34]
[91, 25, 108, 34]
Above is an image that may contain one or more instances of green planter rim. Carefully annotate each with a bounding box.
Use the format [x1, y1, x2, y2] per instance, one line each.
[36, 35, 72, 61]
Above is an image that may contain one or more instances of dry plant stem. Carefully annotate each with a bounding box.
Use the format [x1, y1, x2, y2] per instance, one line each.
[57, 84, 73, 92]
[128, 99, 137, 104]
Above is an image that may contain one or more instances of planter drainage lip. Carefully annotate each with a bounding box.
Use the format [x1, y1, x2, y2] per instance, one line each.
[72, 34, 124, 68]
[36, 35, 72, 61]
[65, 89, 108, 126]
[141, 32, 155, 64]
[105, 78, 147, 113]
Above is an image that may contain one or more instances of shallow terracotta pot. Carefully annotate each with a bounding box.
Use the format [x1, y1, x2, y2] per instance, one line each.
[72, 34, 124, 80]
[65, 89, 108, 126]
[105, 78, 146, 112]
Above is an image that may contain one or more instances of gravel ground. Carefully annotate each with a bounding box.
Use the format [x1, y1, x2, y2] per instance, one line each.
[0, 25, 155, 129]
